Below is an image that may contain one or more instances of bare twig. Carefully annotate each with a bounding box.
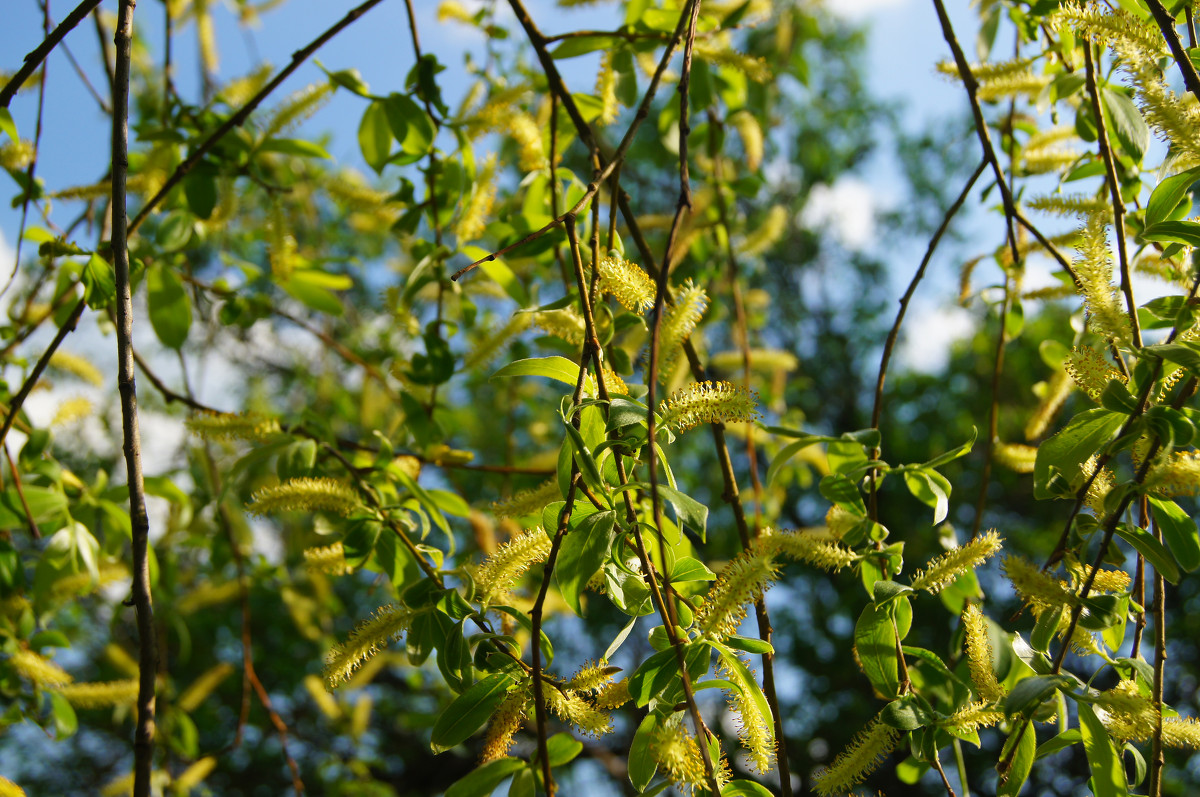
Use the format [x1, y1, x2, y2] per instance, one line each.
[0, 297, 86, 450]
[0, 0, 104, 108]
[112, 4, 159, 795]
[4, 444, 40, 540]
[127, 0, 387, 236]
[1145, 0, 1200, 99]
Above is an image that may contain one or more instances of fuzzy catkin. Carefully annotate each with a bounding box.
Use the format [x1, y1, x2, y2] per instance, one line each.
[324, 604, 412, 689]
[811, 714, 899, 797]
[476, 527, 553, 605]
[962, 604, 1004, 702]
[910, 531, 1003, 594]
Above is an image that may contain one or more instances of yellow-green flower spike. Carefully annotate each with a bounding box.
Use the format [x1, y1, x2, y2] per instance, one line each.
[491, 480, 560, 519]
[1002, 555, 1075, 613]
[476, 527, 552, 606]
[756, 528, 856, 573]
[9, 649, 72, 688]
[324, 604, 412, 689]
[597, 253, 656, 314]
[811, 714, 899, 797]
[186, 411, 282, 443]
[719, 656, 776, 774]
[945, 701, 1004, 733]
[48, 350, 104, 387]
[656, 280, 708, 382]
[659, 381, 760, 433]
[696, 550, 779, 640]
[53, 680, 140, 708]
[304, 542, 353, 576]
[911, 531, 1003, 594]
[482, 684, 530, 762]
[962, 604, 1004, 703]
[247, 477, 360, 517]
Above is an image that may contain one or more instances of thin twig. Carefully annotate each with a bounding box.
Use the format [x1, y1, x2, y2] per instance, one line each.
[4, 444, 40, 540]
[127, 0, 387, 236]
[111, 2, 159, 794]
[1145, 0, 1200, 99]
[0, 297, 86, 450]
[0, 0, 104, 108]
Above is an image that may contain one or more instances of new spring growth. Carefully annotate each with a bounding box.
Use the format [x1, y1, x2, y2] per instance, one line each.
[47, 350, 104, 387]
[186, 411, 281, 443]
[1002, 555, 1075, 613]
[247, 477, 360, 517]
[1096, 680, 1158, 741]
[1066, 346, 1126, 403]
[811, 713, 899, 797]
[482, 684, 530, 762]
[658, 381, 760, 434]
[719, 656, 775, 774]
[491, 479, 560, 519]
[9, 649, 72, 688]
[596, 252, 655, 314]
[304, 542, 352, 576]
[53, 680, 140, 708]
[324, 604, 412, 689]
[568, 659, 620, 694]
[0, 775, 25, 797]
[696, 549, 779, 640]
[945, 701, 1004, 734]
[650, 716, 729, 796]
[595, 51, 619, 126]
[475, 527, 553, 606]
[994, 442, 1037, 474]
[962, 603, 1004, 703]
[656, 280, 708, 381]
[755, 527, 856, 573]
[910, 530, 1003, 594]
[545, 684, 613, 737]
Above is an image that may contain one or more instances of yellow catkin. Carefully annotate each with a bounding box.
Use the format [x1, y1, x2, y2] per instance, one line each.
[739, 205, 788, 257]
[595, 51, 619, 126]
[719, 657, 775, 774]
[105, 644, 139, 679]
[1083, 456, 1116, 517]
[824, 505, 860, 540]
[10, 649, 72, 687]
[100, 772, 134, 797]
[756, 528, 856, 573]
[1003, 556, 1075, 613]
[176, 580, 242, 615]
[475, 527, 553, 605]
[696, 551, 779, 640]
[351, 693, 373, 739]
[962, 604, 1004, 702]
[1026, 193, 1110, 216]
[1025, 368, 1073, 440]
[596, 254, 656, 314]
[1066, 346, 1126, 402]
[456, 153, 498, 242]
[437, 1, 474, 24]
[482, 685, 530, 762]
[0, 776, 25, 797]
[911, 531, 1003, 594]
[186, 412, 281, 443]
[177, 663, 235, 713]
[811, 714, 899, 797]
[48, 351, 104, 387]
[533, 307, 586, 345]
[658, 381, 760, 433]
[994, 442, 1038, 473]
[730, 110, 764, 172]
[1074, 213, 1131, 342]
[694, 40, 771, 83]
[657, 280, 708, 381]
[465, 313, 533, 370]
[53, 680, 139, 708]
[510, 113, 548, 172]
[304, 542, 353, 576]
[1066, 560, 1130, 594]
[172, 757, 217, 792]
[247, 477, 360, 517]
[545, 686, 612, 737]
[492, 479, 560, 519]
[262, 83, 333, 140]
[304, 674, 343, 720]
[51, 397, 93, 427]
[946, 701, 1004, 733]
[1146, 450, 1200, 497]
[324, 605, 412, 689]
[1096, 680, 1157, 741]
[708, 349, 799, 375]
[651, 716, 724, 795]
[1162, 716, 1200, 749]
[568, 660, 616, 693]
[0, 140, 35, 171]
[594, 677, 631, 710]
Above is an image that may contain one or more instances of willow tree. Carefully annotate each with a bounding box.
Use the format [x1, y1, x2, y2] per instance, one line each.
[2, 1, 1200, 796]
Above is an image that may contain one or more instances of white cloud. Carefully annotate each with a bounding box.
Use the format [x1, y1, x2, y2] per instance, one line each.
[898, 301, 976, 373]
[820, 0, 911, 21]
[798, 177, 889, 252]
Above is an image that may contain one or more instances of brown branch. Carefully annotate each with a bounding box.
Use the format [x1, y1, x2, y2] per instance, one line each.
[127, 0, 387, 236]
[111, 2, 158, 795]
[4, 444, 40, 540]
[0, 0, 103, 108]
[1145, 0, 1200, 99]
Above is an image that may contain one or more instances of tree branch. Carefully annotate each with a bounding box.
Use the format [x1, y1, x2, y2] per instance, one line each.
[0, 0, 103, 108]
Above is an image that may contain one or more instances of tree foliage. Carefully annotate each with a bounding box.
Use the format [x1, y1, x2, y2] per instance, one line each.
[2, 0, 1200, 796]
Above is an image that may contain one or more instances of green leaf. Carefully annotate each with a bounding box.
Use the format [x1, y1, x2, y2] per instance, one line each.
[922, 427, 978, 469]
[1148, 497, 1200, 572]
[81, 253, 116, 310]
[723, 635, 773, 655]
[551, 36, 611, 58]
[556, 510, 616, 616]
[259, 137, 333, 160]
[462, 246, 528, 306]
[1036, 728, 1083, 760]
[1115, 523, 1180, 584]
[997, 721, 1037, 797]
[766, 437, 821, 486]
[318, 61, 371, 96]
[542, 733, 584, 767]
[183, 161, 218, 219]
[628, 647, 676, 707]
[712, 641, 773, 736]
[1033, 409, 1125, 499]
[903, 469, 950, 525]
[382, 92, 435, 157]
[1101, 86, 1149, 161]
[492, 356, 581, 386]
[445, 758, 525, 797]
[670, 556, 716, 583]
[854, 601, 899, 700]
[879, 695, 932, 731]
[358, 100, 392, 173]
[656, 484, 708, 541]
[0, 108, 17, 142]
[721, 780, 775, 797]
[1146, 165, 1200, 227]
[1004, 675, 1074, 718]
[49, 691, 78, 739]
[430, 673, 515, 751]
[1142, 220, 1200, 248]
[146, 264, 191, 349]
[1078, 701, 1129, 797]
[562, 419, 606, 500]
[628, 714, 659, 791]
